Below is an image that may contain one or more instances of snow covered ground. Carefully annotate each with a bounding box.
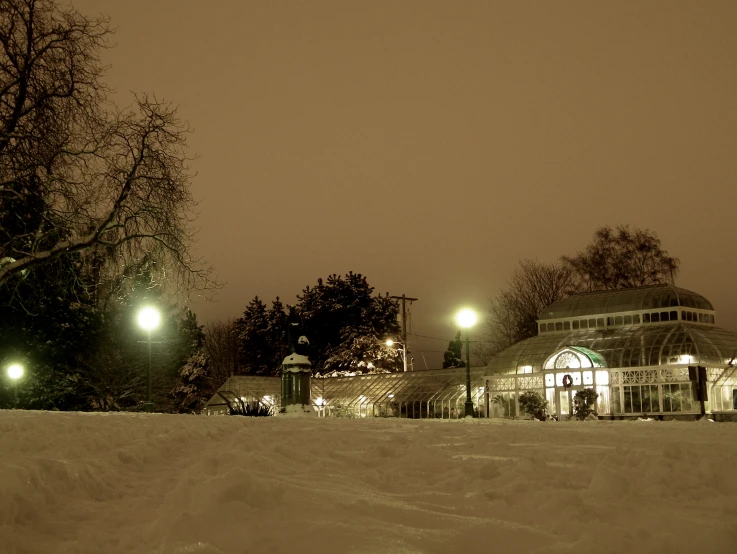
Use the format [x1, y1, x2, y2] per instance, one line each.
[2, 411, 737, 554]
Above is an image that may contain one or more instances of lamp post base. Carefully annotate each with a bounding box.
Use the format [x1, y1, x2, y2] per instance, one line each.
[464, 400, 475, 418]
[144, 401, 153, 413]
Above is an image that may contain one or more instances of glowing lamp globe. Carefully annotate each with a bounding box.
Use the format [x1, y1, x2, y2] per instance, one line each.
[7, 364, 23, 380]
[456, 308, 477, 329]
[385, 339, 395, 347]
[137, 307, 161, 331]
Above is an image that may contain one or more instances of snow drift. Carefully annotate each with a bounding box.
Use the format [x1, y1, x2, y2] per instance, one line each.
[1, 411, 736, 553]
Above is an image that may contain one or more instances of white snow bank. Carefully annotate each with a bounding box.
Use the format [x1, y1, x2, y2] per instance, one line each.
[1, 411, 737, 553]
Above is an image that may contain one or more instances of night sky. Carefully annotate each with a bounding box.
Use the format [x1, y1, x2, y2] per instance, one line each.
[73, 0, 737, 367]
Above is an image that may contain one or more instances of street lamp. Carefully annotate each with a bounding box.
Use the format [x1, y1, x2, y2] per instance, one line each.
[137, 306, 161, 413]
[456, 308, 478, 418]
[385, 339, 408, 372]
[7, 363, 23, 408]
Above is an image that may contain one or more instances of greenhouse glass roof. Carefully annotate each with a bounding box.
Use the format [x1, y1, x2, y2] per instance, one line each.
[539, 285, 714, 320]
[486, 323, 737, 374]
[312, 366, 487, 412]
[204, 376, 281, 412]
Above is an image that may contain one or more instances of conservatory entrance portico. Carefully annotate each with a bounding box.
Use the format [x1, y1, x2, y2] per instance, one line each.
[545, 347, 611, 419]
[486, 346, 612, 419]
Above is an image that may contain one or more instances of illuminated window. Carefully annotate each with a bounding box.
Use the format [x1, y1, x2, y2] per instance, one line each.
[583, 371, 593, 385]
[554, 351, 581, 369]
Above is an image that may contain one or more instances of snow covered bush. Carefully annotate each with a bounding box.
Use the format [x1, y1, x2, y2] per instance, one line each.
[518, 391, 547, 420]
[573, 388, 599, 420]
[171, 349, 211, 413]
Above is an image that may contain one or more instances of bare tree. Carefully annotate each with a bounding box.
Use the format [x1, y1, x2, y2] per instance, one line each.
[482, 259, 574, 357]
[203, 319, 240, 387]
[563, 225, 679, 292]
[0, 0, 213, 296]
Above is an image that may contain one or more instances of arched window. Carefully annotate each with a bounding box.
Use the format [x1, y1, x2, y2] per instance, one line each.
[543, 346, 606, 370]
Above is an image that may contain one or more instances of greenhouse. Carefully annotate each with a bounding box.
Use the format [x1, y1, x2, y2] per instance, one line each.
[205, 285, 737, 420]
[485, 285, 737, 420]
[204, 368, 488, 418]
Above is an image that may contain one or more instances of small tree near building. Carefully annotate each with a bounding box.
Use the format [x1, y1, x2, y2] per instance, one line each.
[573, 388, 599, 420]
[518, 391, 548, 420]
[443, 331, 464, 369]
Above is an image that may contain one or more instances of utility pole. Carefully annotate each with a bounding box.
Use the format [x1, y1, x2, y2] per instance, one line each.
[390, 294, 418, 372]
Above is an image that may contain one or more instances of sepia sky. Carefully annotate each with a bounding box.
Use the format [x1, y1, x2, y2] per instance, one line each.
[74, 0, 737, 367]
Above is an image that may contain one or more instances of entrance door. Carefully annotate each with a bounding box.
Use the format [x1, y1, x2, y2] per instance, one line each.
[558, 387, 582, 419]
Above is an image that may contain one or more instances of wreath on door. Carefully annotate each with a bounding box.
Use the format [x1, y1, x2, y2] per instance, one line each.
[562, 374, 573, 389]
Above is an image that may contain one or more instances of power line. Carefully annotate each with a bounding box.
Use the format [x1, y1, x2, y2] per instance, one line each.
[408, 332, 451, 342]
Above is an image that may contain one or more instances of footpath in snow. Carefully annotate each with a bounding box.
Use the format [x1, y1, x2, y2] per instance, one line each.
[1, 411, 737, 554]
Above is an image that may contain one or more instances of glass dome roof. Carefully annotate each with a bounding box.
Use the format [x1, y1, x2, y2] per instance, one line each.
[539, 285, 713, 320]
[486, 323, 737, 374]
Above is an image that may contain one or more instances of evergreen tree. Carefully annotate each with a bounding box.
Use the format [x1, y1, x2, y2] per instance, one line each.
[171, 349, 210, 413]
[0, 256, 103, 410]
[296, 273, 401, 371]
[233, 273, 402, 375]
[267, 297, 289, 363]
[442, 331, 465, 369]
[322, 327, 401, 373]
[235, 297, 284, 376]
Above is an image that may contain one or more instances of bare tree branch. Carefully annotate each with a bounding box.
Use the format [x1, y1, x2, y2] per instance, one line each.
[0, 0, 216, 299]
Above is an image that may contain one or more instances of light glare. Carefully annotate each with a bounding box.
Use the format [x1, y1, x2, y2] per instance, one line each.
[137, 307, 161, 331]
[456, 308, 477, 328]
[385, 339, 395, 347]
[7, 364, 23, 380]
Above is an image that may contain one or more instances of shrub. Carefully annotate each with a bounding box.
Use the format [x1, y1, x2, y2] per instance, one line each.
[518, 391, 547, 420]
[227, 398, 274, 417]
[491, 394, 517, 417]
[573, 388, 599, 420]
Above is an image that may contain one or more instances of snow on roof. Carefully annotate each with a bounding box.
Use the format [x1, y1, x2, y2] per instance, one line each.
[282, 353, 311, 366]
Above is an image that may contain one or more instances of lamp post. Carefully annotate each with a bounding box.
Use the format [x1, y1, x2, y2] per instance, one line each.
[456, 308, 478, 418]
[7, 363, 23, 408]
[385, 339, 408, 372]
[137, 307, 161, 413]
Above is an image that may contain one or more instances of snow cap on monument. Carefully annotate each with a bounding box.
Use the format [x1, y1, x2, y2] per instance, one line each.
[282, 353, 311, 367]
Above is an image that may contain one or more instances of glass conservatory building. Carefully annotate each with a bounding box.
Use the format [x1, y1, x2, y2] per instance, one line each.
[204, 368, 489, 418]
[484, 285, 737, 420]
[204, 285, 737, 420]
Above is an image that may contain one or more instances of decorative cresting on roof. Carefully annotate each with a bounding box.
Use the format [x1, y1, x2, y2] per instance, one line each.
[543, 346, 607, 371]
[539, 285, 714, 320]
